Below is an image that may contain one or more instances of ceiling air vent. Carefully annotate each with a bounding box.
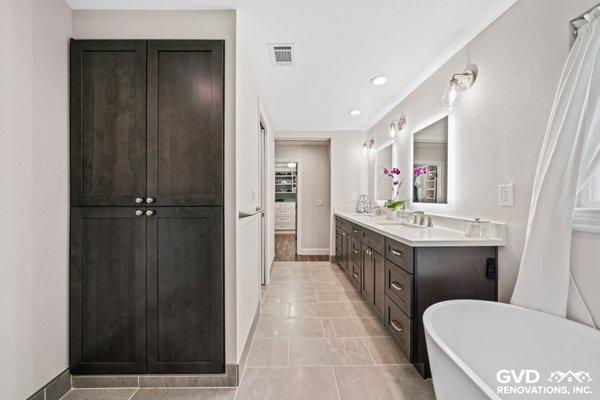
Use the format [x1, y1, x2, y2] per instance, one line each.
[269, 44, 294, 66]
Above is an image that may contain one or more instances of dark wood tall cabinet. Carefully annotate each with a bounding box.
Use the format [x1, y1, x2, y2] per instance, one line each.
[70, 40, 225, 375]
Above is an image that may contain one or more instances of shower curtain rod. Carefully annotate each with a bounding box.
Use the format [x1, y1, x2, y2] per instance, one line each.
[571, 2, 600, 37]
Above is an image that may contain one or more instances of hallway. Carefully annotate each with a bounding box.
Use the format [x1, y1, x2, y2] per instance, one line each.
[274, 235, 329, 261]
[58, 261, 435, 400]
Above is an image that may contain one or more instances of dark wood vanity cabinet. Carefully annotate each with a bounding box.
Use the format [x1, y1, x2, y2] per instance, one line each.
[70, 40, 225, 375]
[335, 215, 498, 378]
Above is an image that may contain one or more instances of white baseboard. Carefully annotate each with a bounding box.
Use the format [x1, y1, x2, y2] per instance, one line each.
[297, 248, 329, 255]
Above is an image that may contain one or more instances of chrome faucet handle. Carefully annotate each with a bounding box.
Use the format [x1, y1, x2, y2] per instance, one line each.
[426, 215, 433, 227]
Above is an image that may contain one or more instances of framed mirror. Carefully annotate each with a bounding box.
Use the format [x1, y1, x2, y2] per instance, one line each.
[413, 116, 448, 204]
[375, 143, 394, 201]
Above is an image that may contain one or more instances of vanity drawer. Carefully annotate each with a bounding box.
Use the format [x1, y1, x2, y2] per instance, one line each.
[362, 229, 385, 255]
[385, 297, 412, 360]
[351, 237, 362, 263]
[350, 259, 361, 289]
[385, 238, 413, 273]
[335, 216, 343, 228]
[385, 260, 413, 317]
[350, 224, 362, 239]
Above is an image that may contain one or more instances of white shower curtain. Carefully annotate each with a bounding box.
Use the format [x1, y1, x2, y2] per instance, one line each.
[511, 8, 600, 324]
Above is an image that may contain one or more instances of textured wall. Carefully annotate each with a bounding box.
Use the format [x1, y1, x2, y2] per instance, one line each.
[0, 0, 71, 398]
[367, 0, 600, 302]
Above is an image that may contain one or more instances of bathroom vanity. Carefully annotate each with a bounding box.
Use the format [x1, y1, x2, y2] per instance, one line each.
[334, 211, 504, 378]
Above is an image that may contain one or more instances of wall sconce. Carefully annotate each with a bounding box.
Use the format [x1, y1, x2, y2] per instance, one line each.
[362, 138, 374, 154]
[389, 114, 407, 139]
[442, 69, 477, 110]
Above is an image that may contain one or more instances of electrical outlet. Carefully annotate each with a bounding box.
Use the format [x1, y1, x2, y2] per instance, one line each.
[499, 184, 514, 207]
[251, 188, 257, 203]
[316, 198, 324, 206]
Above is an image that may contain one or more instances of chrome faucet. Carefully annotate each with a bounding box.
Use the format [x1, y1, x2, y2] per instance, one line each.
[409, 211, 425, 225]
[372, 205, 384, 217]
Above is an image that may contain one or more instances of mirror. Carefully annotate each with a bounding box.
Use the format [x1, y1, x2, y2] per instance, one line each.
[413, 116, 448, 204]
[375, 144, 394, 201]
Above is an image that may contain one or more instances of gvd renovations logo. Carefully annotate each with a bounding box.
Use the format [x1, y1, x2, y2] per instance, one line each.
[496, 369, 593, 396]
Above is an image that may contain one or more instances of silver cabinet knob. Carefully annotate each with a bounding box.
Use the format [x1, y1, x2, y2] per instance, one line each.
[146, 210, 154, 216]
[146, 197, 155, 204]
[135, 197, 144, 204]
[135, 210, 144, 216]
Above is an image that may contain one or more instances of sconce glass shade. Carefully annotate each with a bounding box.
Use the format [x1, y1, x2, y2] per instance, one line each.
[442, 78, 462, 110]
[362, 142, 369, 154]
[389, 123, 397, 139]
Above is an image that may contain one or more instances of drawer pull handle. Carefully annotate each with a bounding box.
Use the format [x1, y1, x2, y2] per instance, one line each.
[390, 319, 404, 332]
[353, 272, 359, 278]
[390, 249, 404, 257]
[353, 249, 359, 254]
[352, 228, 359, 233]
[391, 282, 404, 291]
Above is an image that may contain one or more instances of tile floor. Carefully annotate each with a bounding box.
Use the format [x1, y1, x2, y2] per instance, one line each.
[58, 261, 435, 400]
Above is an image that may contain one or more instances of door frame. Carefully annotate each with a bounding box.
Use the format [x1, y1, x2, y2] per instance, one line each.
[258, 101, 272, 285]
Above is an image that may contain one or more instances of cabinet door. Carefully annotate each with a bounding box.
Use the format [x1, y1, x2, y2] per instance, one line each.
[70, 40, 147, 206]
[340, 231, 349, 271]
[335, 227, 342, 264]
[146, 207, 224, 373]
[362, 245, 374, 305]
[373, 250, 386, 319]
[147, 41, 224, 206]
[70, 207, 147, 374]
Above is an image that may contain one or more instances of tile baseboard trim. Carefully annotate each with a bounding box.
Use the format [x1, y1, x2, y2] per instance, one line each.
[26, 368, 71, 400]
[72, 364, 239, 389]
[238, 302, 261, 382]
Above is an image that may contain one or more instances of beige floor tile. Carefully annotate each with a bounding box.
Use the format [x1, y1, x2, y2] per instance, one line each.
[260, 303, 291, 318]
[345, 302, 378, 317]
[333, 366, 435, 400]
[236, 367, 339, 400]
[289, 302, 350, 318]
[131, 388, 236, 400]
[291, 265, 338, 274]
[334, 279, 361, 290]
[270, 273, 312, 282]
[246, 338, 289, 366]
[310, 273, 347, 282]
[316, 290, 363, 303]
[322, 317, 389, 338]
[61, 389, 137, 400]
[288, 337, 374, 366]
[363, 337, 410, 365]
[254, 318, 324, 338]
[263, 290, 317, 304]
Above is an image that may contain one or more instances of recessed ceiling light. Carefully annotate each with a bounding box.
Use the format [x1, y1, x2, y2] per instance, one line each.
[349, 110, 361, 116]
[370, 76, 387, 86]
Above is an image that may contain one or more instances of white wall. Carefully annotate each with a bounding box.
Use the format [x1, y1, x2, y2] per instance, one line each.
[275, 131, 368, 255]
[235, 25, 273, 361]
[275, 143, 331, 254]
[0, 0, 71, 398]
[72, 9, 241, 363]
[367, 0, 600, 303]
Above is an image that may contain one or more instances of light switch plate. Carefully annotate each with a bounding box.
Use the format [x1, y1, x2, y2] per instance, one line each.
[316, 198, 324, 206]
[499, 184, 514, 207]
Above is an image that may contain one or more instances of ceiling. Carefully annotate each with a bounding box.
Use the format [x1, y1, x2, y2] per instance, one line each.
[67, 0, 516, 131]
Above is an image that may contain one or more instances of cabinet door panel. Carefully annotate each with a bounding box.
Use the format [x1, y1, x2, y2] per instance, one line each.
[147, 207, 224, 373]
[70, 207, 146, 373]
[362, 245, 374, 305]
[70, 40, 147, 206]
[147, 41, 224, 206]
[373, 251, 386, 319]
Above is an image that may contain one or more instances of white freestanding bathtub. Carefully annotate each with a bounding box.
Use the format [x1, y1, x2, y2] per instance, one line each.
[423, 300, 600, 400]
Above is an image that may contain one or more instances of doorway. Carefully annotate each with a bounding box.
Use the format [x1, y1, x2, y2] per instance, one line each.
[274, 140, 331, 261]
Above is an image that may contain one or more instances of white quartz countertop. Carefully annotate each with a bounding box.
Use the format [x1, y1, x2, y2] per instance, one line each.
[335, 210, 506, 247]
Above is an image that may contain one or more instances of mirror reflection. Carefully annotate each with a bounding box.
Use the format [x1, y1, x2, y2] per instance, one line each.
[376, 144, 394, 201]
[413, 116, 448, 204]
